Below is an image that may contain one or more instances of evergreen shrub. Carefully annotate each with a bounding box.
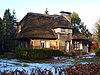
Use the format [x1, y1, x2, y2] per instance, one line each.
[16, 48, 64, 59]
[96, 48, 100, 56]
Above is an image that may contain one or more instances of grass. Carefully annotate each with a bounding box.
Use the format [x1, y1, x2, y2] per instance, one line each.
[17, 58, 56, 63]
[75, 57, 100, 63]
[0, 55, 6, 58]
[18, 56, 100, 64]
[22, 63, 29, 67]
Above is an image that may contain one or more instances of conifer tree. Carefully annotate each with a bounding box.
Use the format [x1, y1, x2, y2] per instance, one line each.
[44, 8, 49, 15]
[71, 12, 91, 38]
[2, 9, 17, 50]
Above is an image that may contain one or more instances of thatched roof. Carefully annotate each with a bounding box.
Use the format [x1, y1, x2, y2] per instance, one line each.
[72, 33, 88, 41]
[72, 26, 89, 41]
[16, 12, 73, 40]
[52, 16, 73, 29]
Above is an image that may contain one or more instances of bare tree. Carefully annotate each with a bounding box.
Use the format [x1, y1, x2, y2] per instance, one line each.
[93, 19, 100, 42]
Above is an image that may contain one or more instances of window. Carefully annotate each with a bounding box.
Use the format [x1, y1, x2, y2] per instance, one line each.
[40, 41, 45, 48]
[46, 41, 50, 48]
[40, 41, 50, 48]
[56, 41, 58, 46]
[73, 41, 80, 50]
[61, 28, 65, 32]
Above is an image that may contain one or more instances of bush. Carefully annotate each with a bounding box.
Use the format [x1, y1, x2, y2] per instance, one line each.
[16, 48, 64, 59]
[49, 50, 64, 56]
[68, 50, 82, 57]
[96, 48, 100, 56]
[0, 50, 12, 55]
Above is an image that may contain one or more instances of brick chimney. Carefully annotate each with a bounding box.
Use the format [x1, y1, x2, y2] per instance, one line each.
[60, 11, 71, 23]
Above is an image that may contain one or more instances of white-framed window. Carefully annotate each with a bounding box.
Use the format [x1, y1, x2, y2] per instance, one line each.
[73, 41, 80, 50]
[61, 28, 65, 32]
[40, 41, 45, 48]
[46, 41, 50, 48]
[40, 40, 50, 48]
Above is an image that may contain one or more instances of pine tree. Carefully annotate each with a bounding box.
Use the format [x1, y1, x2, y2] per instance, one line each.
[0, 17, 3, 40]
[2, 9, 17, 50]
[44, 8, 49, 15]
[71, 12, 81, 27]
[0, 17, 3, 50]
[71, 12, 92, 38]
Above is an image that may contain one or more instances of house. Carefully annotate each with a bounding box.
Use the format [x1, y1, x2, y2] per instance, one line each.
[16, 11, 90, 53]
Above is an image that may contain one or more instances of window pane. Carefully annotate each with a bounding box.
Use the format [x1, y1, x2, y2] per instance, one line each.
[61, 28, 65, 32]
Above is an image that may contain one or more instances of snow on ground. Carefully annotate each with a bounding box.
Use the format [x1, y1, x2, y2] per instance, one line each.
[0, 58, 74, 74]
[0, 55, 94, 74]
[89, 52, 96, 56]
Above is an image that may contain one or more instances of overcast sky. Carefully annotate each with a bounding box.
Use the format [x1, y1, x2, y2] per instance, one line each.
[0, 0, 100, 33]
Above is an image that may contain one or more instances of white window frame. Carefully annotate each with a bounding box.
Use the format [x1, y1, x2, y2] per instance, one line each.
[61, 28, 65, 32]
[46, 41, 50, 48]
[40, 41, 45, 48]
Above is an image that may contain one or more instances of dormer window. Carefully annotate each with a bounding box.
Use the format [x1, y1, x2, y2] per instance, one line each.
[61, 28, 65, 32]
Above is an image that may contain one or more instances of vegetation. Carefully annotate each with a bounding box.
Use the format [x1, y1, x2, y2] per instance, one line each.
[76, 57, 100, 62]
[16, 48, 64, 59]
[93, 19, 100, 42]
[71, 12, 92, 38]
[44, 8, 49, 15]
[0, 9, 18, 50]
[96, 48, 100, 56]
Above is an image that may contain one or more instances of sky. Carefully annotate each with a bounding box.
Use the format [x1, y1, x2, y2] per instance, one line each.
[0, 0, 100, 33]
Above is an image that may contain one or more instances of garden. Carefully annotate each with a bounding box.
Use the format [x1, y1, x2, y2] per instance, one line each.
[0, 48, 100, 75]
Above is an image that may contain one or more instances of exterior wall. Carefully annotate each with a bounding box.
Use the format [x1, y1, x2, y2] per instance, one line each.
[79, 42, 83, 50]
[83, 44, 89, 53]
[68, 33, 72, 50]
[54, 28, 72, 34]
[16, 25, 21, 33]
[30, 40, 40, 48]
[30, 40, 58, 49]
[83, 45, 88, 53]
[58, 34, 68, 50]
[58, 40, 65, 50]
[50, 40, 58, 49]
[54, 28, 61, 33]
[54, 28, 73, 51]
[19, 28, 73, 51]
[34, 40, 41, 48]
[65, 29, 72, 34]
[29, 39, 67, 50]
[45, 41, 50, 48]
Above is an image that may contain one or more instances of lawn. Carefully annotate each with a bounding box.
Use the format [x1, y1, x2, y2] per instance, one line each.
[75, 57, 100, 63]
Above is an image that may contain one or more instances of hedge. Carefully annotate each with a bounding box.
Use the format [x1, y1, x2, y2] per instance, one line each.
[96, 48, 100, 56]
[0, 50, 12, 55]
[16, 48, 64, 59]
